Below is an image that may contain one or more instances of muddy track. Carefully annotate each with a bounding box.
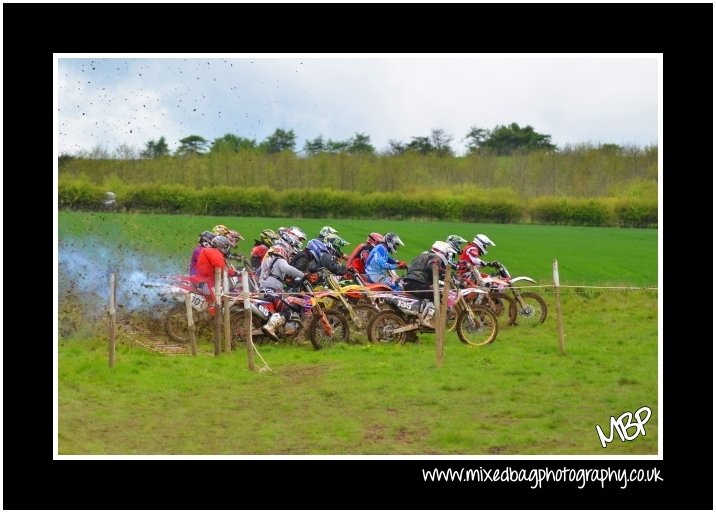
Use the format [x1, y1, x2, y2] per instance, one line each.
[116, 319, 213, 355]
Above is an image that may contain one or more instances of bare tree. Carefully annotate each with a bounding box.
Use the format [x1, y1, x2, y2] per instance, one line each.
[114, 144, 138, 160]
[430, 129, 454, 156]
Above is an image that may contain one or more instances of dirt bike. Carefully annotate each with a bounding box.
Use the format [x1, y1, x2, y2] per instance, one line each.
[162, 273, 242, 343]
[366, 285, 498, 347]
[229, 278, 350, 350]
[484, 261, 548, 326]
[349, 269, 398, 306]
[310, 268, 381, 332]
[451, 264, 517, 329]
[347, 268, 421, 340]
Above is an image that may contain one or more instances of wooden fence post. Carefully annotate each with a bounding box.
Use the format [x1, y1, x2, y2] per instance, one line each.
[185, 292, 197, 356]
[433, 265, 443, 367]
[243, 270, 255, 371]
[108, 273, 116, 368]
[223, 269, 231, 354]
[553, 259, 565, 355]
[440, 264, 451, 363]
[213, 268, 222, 356]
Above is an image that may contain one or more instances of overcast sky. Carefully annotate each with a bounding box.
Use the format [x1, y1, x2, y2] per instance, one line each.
[56, 54, 660, 156]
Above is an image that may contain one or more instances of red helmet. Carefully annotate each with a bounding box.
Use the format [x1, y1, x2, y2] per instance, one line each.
[268, 245, 289, 260]
[367, 232, 384, 244]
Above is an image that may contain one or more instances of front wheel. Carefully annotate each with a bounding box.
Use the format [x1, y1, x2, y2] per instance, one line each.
[308, 308, 350, 349]
[486, 291, 518, 327]
[366, 311, 408, 344]
[455, 305, 498, 346]
[513, 291, 548, 326]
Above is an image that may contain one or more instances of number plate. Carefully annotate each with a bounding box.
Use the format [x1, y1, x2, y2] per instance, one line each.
[191, 294, 207, 310]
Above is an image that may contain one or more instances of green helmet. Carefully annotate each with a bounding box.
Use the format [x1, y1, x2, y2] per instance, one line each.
[259, 229, 279, 247]
[324, 233, 349, 255]
[446, 234, 468, 253]
[319, 226, 339, 238]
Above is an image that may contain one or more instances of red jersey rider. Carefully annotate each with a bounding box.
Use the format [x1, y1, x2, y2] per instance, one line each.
[458, 233, 496, 277]
[191, 236, 237, 312]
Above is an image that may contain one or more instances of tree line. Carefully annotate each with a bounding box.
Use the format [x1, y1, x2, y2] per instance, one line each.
[63, 122, 637, 162]
[59, 143, 657, 201]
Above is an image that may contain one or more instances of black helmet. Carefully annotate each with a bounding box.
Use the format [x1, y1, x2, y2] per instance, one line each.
[211, 235, 234, 255]
[199, 231, 215, 247]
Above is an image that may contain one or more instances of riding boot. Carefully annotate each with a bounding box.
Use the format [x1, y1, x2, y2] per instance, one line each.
[261, 313, 285, 341]
[419, 301, 435, 329]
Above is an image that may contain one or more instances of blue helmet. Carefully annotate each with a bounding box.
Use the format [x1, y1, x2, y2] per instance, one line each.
[306, 239, 329, 261]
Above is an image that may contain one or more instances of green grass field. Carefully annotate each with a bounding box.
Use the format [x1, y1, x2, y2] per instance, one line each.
[57, 212, 659, 455]
[59, 211, 657, 286]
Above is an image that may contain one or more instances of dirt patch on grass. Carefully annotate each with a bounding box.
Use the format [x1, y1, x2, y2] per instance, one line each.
[488, 445, 508, 454]
[364, 423, 388, 442]
[281, 364, 332, 385]
[394, 425, 427, 445]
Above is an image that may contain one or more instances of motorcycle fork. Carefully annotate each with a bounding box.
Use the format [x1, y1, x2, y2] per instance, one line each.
[335, 292, 358, 325]
[510, 288, 528, 312]
[457, 295, 479, 326]
[313, 306, 334, 336]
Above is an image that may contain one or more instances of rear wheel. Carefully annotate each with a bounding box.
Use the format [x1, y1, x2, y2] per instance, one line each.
[164, 305, 189, 343]
[348, 304, 380, 331]
[366, 311, 408, 344]
[455, 305, 498, 346]
[229, 310, 268, 347]
[513, 292, 548, 326]
[308, 308, 350, 349]
[164, 305, 213, 344]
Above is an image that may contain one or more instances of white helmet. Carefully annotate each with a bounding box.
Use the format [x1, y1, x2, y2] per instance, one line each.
[384, 232, 404, 254]
[431, 240, 457, 266]
[473, 234, 495, 255]
[289, 227, 307, 243]
[278, 231, 301, 255]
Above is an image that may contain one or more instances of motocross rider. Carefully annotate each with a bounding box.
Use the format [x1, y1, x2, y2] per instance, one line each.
[191, 235, 237, 315]
[344, 232, 383, 278]
[402, 241, 457, 328]
[189, 231, 215, 276]
[258, 244, 306, 341]
[291, 236, 346, 277]
[250, 229, 280, 269]
[364, 232, 407, 290]
[457, 233, 498, 276]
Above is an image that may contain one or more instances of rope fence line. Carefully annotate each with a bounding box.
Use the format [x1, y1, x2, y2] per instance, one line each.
[214, 284, 658, 301]
[250, 341, 272, 373]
